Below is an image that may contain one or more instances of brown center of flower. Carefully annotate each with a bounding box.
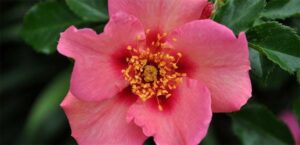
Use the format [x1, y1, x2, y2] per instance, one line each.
[143, 65, 158, 82]
[121, 29, 186, 111]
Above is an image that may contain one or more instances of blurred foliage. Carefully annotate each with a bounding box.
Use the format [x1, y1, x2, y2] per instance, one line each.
[65, 0, 108, 22]
[0, 0, 300, 145]
[1, 0, 71, 144]
[20, 70, 72, 144]
[231, 104, 294, 145]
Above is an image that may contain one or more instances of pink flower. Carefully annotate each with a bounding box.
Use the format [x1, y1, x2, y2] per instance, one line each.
[279, 111, 300, 145]
[58, 0, 251, 144]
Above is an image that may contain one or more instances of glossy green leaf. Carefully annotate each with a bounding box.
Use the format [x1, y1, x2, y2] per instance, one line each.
[213, 0, 265, 34]
[262, 0, 300, 19]
[21, 70, 70, 143]
[231, 104, 294, 145]
[22, 0, 83, 54]
[249, 48, 290, 90]
[247, 22, 300, 73]
[249, 48, 275, 78]
[65, 0, 108, 22]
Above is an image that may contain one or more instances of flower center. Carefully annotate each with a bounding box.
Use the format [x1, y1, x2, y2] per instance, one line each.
[143, 65, 158, 82]
[122, 30, 186, 111]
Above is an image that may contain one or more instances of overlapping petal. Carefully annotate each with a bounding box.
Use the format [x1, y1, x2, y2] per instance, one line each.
[58, 12, 145, 101]
[109, 0, 207, 32]
[167, 20, 251, 112]
[61, 92, 147, 145]
[127, 78, 212, 145]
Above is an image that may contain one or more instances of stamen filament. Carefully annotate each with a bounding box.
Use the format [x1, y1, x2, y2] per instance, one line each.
[121, 30, 185, 111]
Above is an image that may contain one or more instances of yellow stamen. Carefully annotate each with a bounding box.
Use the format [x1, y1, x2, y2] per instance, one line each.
[157, 33, 162, 40]
[158, 105, 163, 111]
[143, 65, 158, 82]
[127, 45, 132, 50]
[121, 31, 186, 111]
[136, 35, 142, 40]
[172, 38, 177, 42]
[146, 29, 151, 34]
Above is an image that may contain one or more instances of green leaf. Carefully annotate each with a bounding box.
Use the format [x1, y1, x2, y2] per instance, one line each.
[22, 0, 83, 54]
[249, 48, 290, 90]
[294, 96, 300, 124]
[65, 0, 108, 22]
[21, 70, 70, 143]
[249, 48, 275, 78]
[247, 22, 300, 73]
[262, 0, 300, 19]
[213, 0, 265, 34]
[231, 104, 294, 145]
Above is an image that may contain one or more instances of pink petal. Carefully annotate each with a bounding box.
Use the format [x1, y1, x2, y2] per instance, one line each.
[167, 20, 251, 112]
[61, 91, 147, 145]
[127, 78, 212, 145]
[279, 111, 300, 145]
[108, 0, 207, 32]
[200, 2, 214, 19]
[58, 12, 145, 101]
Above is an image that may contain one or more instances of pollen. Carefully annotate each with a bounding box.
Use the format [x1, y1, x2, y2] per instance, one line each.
[122, 30, 185, 111]
[172, 38, 177, 42]
[143, 65, 158, 82]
